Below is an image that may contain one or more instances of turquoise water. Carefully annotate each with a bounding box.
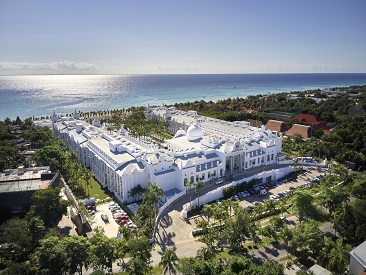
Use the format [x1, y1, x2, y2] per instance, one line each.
[0, 73, 366, 120]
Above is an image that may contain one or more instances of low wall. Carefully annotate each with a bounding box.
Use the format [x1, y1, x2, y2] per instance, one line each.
[153, 190, 186, 239]
[181, 166, 295, 219]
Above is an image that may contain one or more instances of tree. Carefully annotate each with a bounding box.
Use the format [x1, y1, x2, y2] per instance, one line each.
[27, 216, 45, 251]
[126, 257, 151, 275]
[316, 186, 349, 215]
[263, 199, 277, 215]
[0, 217, 32, 262]
[90, 231, 116, 272]
[257, 261, 285, 275]
[63, 235, 92, 275]
[143, 182, 163, 221]
[290, 190, 316, 223]
[128, 236, 152, 266]
[28, 187, 68, 228]
[278, 226, 293, 256]
[81, 166, 93, 197]
[128, 184, 146, 201]
[185, 180, 194, 209]
[225, 207, 257, 250]
[196, 247, 215, 262]
[289, 220, 321, 257]
[194, 181, 205, 208]
[160, 248, 179, 275]
[327, 238, 351, 275]
[34, 236, 67, 275]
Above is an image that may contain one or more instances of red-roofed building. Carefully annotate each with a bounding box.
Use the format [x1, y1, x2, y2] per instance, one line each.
[286, 124, 312, 139]
[291, 114, 330, 134]
[265, 120, 288, 133]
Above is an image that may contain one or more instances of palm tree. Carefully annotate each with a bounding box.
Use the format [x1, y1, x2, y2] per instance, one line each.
[203, 204, 214, 225]
[81, 167, 93, 197]
[194, 181, 205, 208]
[126, 257, 150, 275]
[263, 199, 277, 215]
[128, 184, 145, 201]
[327, 238, 351, 275]
[196, 247, 214, 262]
[143, 182, 163, 221]
[184, 180, 194, 209]
[278, 226, 293, 257]
[159, 249, 179, 275]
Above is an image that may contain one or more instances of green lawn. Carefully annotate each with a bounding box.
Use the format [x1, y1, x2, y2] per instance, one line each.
[80, 177, 109, 201]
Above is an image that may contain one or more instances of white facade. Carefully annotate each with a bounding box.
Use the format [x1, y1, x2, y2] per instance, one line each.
[53, 107, 283, 204]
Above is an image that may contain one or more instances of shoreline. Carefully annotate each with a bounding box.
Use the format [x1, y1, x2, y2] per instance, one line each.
[1, 73, 366, 120]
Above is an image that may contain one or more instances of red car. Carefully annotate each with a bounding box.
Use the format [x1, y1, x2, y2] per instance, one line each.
[119, 219, 130, 226]
[87, 205, 96, 211]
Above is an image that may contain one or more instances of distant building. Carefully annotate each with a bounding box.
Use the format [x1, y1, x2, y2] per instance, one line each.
[0, 166, 59, 213]
[349, 240, 366, 275]
[348, 105, 366, 116]
[285, 124, 312, 139]
[265, 120, 288, 133]
[291, 114, 330, 134]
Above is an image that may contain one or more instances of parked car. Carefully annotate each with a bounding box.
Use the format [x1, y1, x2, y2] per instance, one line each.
[101, 212, 108, 221]
[215, 178, 223, 185]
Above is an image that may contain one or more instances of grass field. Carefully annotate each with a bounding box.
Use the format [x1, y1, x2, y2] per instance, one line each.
[80, 177, 109, 201]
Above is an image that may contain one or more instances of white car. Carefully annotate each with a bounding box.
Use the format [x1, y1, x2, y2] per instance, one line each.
[215, 178, 223, 185]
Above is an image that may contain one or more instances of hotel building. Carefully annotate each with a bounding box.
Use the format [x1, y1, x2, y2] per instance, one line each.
[52, 107, 283, 203]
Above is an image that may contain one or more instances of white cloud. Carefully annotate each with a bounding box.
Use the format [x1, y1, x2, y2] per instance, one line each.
[0, 61, 97, 71]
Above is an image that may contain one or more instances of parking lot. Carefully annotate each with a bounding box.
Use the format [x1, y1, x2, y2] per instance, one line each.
[189, 166, 326, 229]
[236, 166, 325, 210]
[87, 202, 136, 238]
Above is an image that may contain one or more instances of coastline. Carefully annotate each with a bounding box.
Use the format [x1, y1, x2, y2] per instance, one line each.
[1, 73, 366, 120]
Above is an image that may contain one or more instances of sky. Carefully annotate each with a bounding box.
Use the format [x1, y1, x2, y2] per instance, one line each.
[0, 0, 365, 75]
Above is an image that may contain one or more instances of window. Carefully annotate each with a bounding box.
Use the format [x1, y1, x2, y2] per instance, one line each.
[271, 154, 274, 160]
[267, 155, 270, 162]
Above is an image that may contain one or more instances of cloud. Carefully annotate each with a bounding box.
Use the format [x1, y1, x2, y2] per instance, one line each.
[0, 61, 97, 71]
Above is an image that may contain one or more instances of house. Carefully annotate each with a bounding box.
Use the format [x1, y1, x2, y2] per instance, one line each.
[349, 240, 366, 275]
[291, 114, 330, 134]
[265, 120, 288, 133]
[285, 124, 312, 139]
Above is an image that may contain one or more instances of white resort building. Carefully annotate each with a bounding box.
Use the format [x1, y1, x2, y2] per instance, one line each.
[52, 107, 283, 204]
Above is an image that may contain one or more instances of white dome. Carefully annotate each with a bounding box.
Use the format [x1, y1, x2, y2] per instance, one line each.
[187, 123, 204, 141]
[174, 129, 186, 138]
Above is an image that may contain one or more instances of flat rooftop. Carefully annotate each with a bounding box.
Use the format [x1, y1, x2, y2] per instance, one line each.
[0, 167, 51, 193]
[0, 178, 50, 193]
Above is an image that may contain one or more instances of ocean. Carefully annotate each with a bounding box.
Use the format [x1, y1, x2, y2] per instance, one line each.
[1, 73, 366, 120]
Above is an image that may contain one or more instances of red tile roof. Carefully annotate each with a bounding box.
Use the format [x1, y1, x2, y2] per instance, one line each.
[265, 120, 288, 133]
[291, 114, 323, 125]
[286, 124, 312, 139]
[291, 114, 330, 134]
[312, 122, 331, 133]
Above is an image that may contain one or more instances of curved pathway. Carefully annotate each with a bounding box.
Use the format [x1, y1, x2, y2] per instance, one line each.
[151, 163, 294, 265]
